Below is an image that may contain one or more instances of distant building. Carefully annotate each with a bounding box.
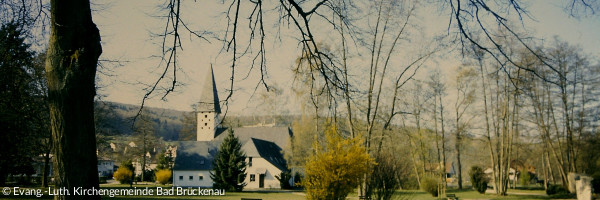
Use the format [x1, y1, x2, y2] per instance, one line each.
[484, 167, 517, 181]
[424, 162, 456, 183]
[172, 66, 292, 189]
[32, 154, 53, 178]
[97, 158, 115, 177]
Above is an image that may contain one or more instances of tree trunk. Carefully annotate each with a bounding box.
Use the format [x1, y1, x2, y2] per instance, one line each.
[439, 94, 447, 188]
[46, 0, 102, 199]
[456, 137, 462, 190]
[42, 146, 51, 188]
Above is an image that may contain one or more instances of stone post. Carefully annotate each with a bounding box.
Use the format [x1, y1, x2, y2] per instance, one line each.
[568, 173, 581, 193]
[575, 175, 593, 200]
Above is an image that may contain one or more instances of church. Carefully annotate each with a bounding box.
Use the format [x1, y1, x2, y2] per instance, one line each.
[172, 67, 292, 189]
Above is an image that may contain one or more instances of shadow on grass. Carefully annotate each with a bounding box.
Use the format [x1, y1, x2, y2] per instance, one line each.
[395, 188, 576, 200]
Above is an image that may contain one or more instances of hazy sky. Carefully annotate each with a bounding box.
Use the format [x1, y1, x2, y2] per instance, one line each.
[92, 0, 600, 115]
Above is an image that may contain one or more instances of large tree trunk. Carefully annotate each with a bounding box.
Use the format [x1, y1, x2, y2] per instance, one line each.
[45, 0, 102, 199]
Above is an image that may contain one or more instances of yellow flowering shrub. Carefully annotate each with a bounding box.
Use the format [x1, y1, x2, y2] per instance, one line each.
[113, 167, 133, 184]
[155, 169, 172, 185]
[303, 125, 374, 200]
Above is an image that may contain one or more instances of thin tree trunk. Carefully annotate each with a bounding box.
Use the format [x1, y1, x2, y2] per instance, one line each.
[542, 152, 548, 190]
[439, 94, 447, 188]
[410, 142, 422, 187]
[42, 146, 51, 188]
[46, 0, 102, 199]
[546, 151, 556, 185]
[339, 18, 354, 139]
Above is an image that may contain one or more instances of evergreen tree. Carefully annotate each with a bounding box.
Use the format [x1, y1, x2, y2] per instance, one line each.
[156, 151, 173, 170]
[0, 22, 46, 185]
[211, 129, 247, 191]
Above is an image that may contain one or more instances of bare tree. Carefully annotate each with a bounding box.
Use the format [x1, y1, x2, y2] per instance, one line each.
[523, 39, 599, 191]
[427, 69, 448, 188]
[452, 66, 477, 189]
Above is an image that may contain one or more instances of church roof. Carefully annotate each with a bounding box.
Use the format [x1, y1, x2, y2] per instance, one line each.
[173, 141, 219, 171]
[242, 138, 288, 171]
[197, 66, 221, 113]
[214, 126, 292, 149]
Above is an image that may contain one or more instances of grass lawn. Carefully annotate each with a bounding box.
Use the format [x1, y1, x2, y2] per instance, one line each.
[0, 184, 306, 200]
[395, 188, 576, 200]
[1, 184, 579, 200]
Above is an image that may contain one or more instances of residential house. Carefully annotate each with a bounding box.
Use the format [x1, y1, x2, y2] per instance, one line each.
[98, 157, 115, 177]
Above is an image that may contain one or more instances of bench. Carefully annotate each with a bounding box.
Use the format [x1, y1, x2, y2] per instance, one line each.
[446, 193, 458, 200]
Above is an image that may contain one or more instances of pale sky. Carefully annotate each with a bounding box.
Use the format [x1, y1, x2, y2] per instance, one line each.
[92, 0, 600, 115]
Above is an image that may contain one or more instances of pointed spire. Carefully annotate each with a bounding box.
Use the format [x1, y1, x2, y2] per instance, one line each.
[198, 65, 221, 113]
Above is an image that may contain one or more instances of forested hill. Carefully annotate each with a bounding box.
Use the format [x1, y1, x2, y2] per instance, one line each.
[95, 101, 187, 141]
[94, 101, 298, 141]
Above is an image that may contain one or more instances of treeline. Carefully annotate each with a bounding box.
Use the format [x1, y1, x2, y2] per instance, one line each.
[283, 30, 600, 198]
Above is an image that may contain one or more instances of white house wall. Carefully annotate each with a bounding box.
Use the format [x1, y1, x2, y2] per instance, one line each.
[245, 157, 282, 189]
[97, 160, 114, 176]
[173, 170, 213, 187]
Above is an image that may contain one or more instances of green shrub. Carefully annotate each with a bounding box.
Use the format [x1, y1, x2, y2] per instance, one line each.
[293, 172, 303, 188]
[276, 171, 293, 189]
[420, 176, 440, 197]
[546, 184, 568, 195]
[469, 166, 488, 194]
[591, 172, 600, 194]
[519, 171, 531, 187]
[138, 169, 155, 182]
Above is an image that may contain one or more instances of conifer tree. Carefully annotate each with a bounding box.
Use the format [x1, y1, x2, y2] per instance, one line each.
[211, 129, 247, 191]
[0, 22, 47, 185]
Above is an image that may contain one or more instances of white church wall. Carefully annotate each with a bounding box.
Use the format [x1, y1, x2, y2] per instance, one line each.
[173, 170, 213, 187]
[244, 157, 283, 189]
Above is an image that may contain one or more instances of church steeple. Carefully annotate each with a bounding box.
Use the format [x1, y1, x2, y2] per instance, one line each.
[197, 66, 221, 141]
[197, 65, 221, 113]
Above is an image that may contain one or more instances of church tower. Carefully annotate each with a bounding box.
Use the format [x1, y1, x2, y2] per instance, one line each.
[196, 66, 221, 141]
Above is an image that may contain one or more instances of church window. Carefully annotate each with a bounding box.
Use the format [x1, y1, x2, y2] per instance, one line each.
[205, 115, 207, 118]
[189, 176, 193, 181]
[249, 157, 253, 167]
[250, 174, 255, 182]
[179, 176, 183, 181]
[199, 176, 203, 180]
[205, 123, 207, 126]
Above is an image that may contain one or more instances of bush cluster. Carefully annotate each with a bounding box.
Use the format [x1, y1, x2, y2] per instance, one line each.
[469, 166, 488, 194]
[113, 167, 133, 184]
[592, 172, 600, 194]
[519, 171, 531, 186]
[275, 171, 293, 189]
[303, 125, 374, 200]
[155, 169, 172, 185]
[420, 176, 440, 197]
[546, 185, 568, 195]
[135, 169, 155, 182]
